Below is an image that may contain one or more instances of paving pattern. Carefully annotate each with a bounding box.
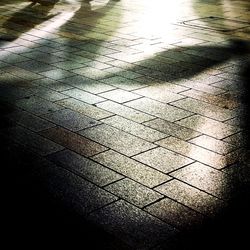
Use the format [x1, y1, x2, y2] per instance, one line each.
[1, 0, 250, 249]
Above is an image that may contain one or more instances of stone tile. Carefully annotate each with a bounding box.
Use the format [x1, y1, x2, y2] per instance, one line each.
[189, 135, 236, 155]
[80, 124, 156, 157]
[22, 51, 65, 64]
[126, 98, 193, 122]
[89, 200, 177, 249]
[96, 101, 154, 123]
[171, 98, 235, 122]
[42, 109, 101, 131]
[105, 178, 163, 208]
[72, 66, 105, 80]
[180, 89, 239, 109]
[133, 85, 185, 103]
[176, 115, 240, 139]
[52, 60, 84, 70]
[35, 162, 118, 215]
[156, 136, 229, 169]
[223, 132, 245, 147]
[5, 125, 63, 156]
[92, 150, 171, 188]
[39, 69, 76, 80]
[14, 60, 57, 73]
[155, 179, 224, 216]
[145, 197, 205, 230]
[99, 89, 141, 103]
[61, 88, 105, 104]
[47, 149, 123, 187]
[170, 162, 233, 199]
[102, 116, 167, 142]
[59, 75, 115, 94]
[56, 98, 113, 120]
[133, 147, 194, 174]
[100, 76, 146, 91]
[144, 118, 201, 140]
[2, 66, 43, 80]
[15, 96, 64, 115]
[40, 127, 107, 157]
[32, 78, 74, 92]
[34, 86, 68, 102]
[6, 109, 55, 132]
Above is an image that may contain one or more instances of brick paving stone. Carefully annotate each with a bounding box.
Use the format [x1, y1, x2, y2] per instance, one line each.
[133, 84, 186, 103]
[133, 147, 194, 174]
[92, 150, 171, 188]
[126, 98, 193, 122]
[21, 51, 65, 64]
[40, 127, 107, 157]
[155, 179, 225, 216]
[42, 109, 101, 132]
[176, 114, 240, 140]
[144, 118, 201, 140]
[104, 178, 163, 208]
[15, 96, 64, 115]
[72, 66, 106, 80]
[170, 162, 233, 199]
[79, 124, 156, 157]
[88, 200, 177, 249]
[189, 135, 236, 155]
[47, 149, 123, 187]
[4, 125, 64, 156]
[156, 136, 229, 169]
[98, 89, 141, 103]
[13, 60, 57, 73]
[33, 86, 68, 102]
[59, 75, 115, 94]
[61, 88, 105, 104]
[56, 98, 113, 120]
[96, 100, 154, 123]
[145, 197, 205, 230]
[171, 97, 235, 122]
[52, 60, 85, 70]
[102, 115, 167, 142]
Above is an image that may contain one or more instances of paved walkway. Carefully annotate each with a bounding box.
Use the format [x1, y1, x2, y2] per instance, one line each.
[1, 0, 250, 249]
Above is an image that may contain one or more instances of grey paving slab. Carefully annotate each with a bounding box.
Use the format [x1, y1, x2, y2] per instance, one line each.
[102, 116, 167, 142]
[42, 109, 101, 132]
[156, 136, 228, 169]
[59, 75, 116, 94]
[144, 118, 201, 140]
[155, 179, 225, 216]
[133, 147, 194, 174]
[4, 125, 64, 156]
[171, 97, 235, 122]
[39, 69, 76, 80]
[99, 89, 141, 103]
[13, 60, 57, 73]
[126, 98, 193, 122]
[145, 197, 205, 230]
[61, 88, 105, 104]
[105, 178, 163, 208]
[80, 124, 156, 157]
[56, 98, 113, 120]
[88, 200, 177, 249]
[32, 78, 74, 92]
[176, 115, 240, 139]
[15, 96, 64, 115]
[96, 100, 154, 123]
[72, 66, 105, 80]
[169, 162, 232, 199]
[36, 162, 118, 215]
[6, 109, 55, 132]
[100, 76, 146, 91]
[52, 60, 85, 70]
[133, 85, 185, 103]
[40, 127, 107, 157]
[189, 135, 236, 155]
[47, 149, 123, 187]
[92, 150, 171, 188]
[34, 86, 68, 102]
